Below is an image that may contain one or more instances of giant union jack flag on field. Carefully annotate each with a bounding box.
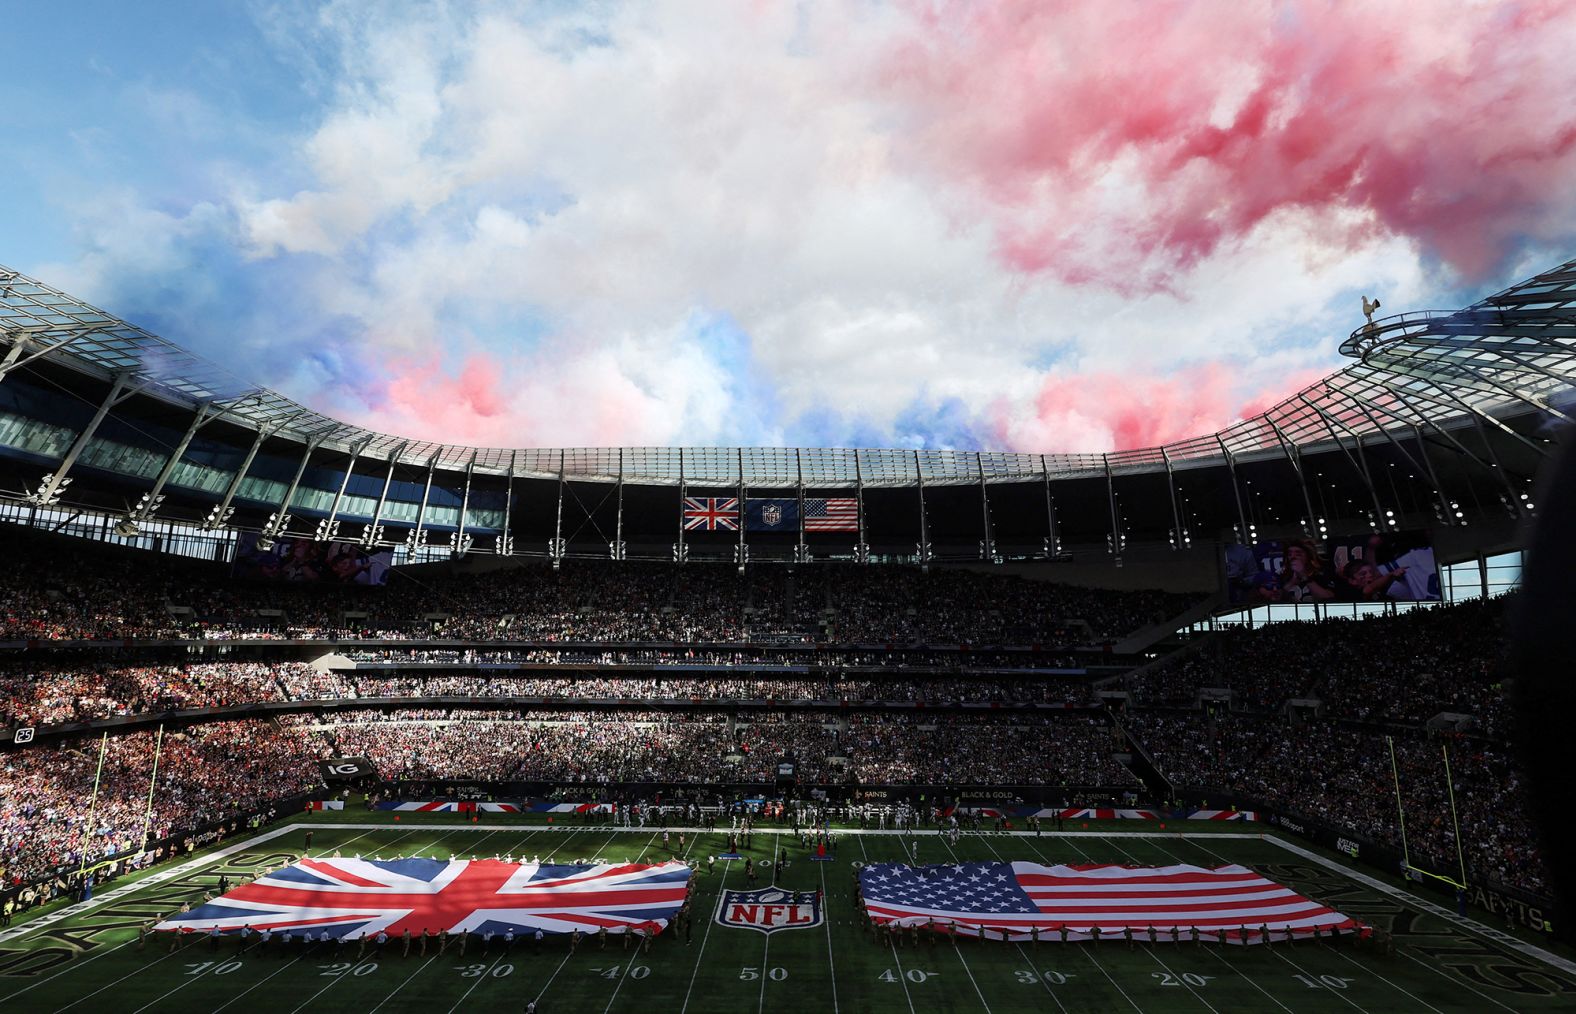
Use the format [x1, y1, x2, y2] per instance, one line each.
[859, 862, 1365, 944]
[155, 858, 691, 938]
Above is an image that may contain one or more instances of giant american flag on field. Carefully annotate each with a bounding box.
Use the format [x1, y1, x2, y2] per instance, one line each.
[858, 862, 1365, 943]
[155, 858, 691, 938]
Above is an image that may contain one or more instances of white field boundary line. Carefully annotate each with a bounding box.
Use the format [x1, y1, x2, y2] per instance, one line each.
[4, 822, 1571, 981]
[1255, 834, 1576, 979]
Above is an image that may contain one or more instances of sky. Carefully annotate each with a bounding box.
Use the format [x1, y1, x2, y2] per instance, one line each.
[3, 0, 1575, 453]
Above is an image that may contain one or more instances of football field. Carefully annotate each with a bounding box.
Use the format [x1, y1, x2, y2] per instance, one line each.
[1, 813, 1572, 1013]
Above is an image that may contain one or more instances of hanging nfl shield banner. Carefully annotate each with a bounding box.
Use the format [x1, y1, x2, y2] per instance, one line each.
[744, 498, 800, 532]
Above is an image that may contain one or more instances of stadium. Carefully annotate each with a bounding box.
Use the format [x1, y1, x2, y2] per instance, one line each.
[4, 4, 1576, 1013]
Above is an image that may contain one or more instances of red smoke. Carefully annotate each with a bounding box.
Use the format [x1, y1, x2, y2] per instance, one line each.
[875, 0, 1576, 286]
[1001, 363, 1331, 452]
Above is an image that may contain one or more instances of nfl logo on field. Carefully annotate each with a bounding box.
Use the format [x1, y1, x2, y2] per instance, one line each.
[717, 887, 822, 933]
[762, 503, 783, 527]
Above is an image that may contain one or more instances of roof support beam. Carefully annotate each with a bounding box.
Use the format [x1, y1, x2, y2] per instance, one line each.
[1041, 455, 1062, 558]
[126, 399, 227, 529]
[205, 413, 302, 532]
[1266, 417, 1321, 540]
[360, 442, 407, 549]
[1102, 454, 1122, 559]
[854, 452, 870, 564]
[259, 427, 336, 545]
[317, 437, 373, 541]
[1299, 393, 1388, 528]
[735, 448, 748, 570]
[496, 451, 516, 556]
[794, 449, 809, 565]
[675, 449, 687, 565]
[406, 454, 438, 557]
[0, 327, 102, 383]
[1215, 435, 1252, 543]
[453, 451, 477, 556]
[28, 373, 143, 507]
[611, 448, 626, 561]
[550, 449, 566, 569]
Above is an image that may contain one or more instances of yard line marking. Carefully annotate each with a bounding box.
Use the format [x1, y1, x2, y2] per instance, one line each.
[756, 833, 781, 1014]
[1399, 949, 1520, 1014]
[818, 858, 842, 1014]
[1329, 947, 1447, 1014]
[1261, 945, 1370, 1014]
[679, 834, 732, 1014]
[858, 832, 917, 1014]
[1009, 830, 1145, 1013]
[446, 953, 506, 1014]
[1138, 833, 1301, 1014]
[1075, 940, 1147, 1013]
[1089, 834, 1222, 1014]
[931, 832, 998, 1014]
[209, 956, 303, 1014]
[1012, 941, 1070, 1014]
[365, 954, 437, 1014]
[1195, 947, 1298, 1014]
[0, 940, 132, 1004]
[1171, 833, 1393, 1014]
[601, 937, 648, 1014]
[600, 831, 662, 1014]
[952, 936, 995, 1014]
[529, 949, 574, 1010]
[133, 958, 226, 1014]
[287, 957, 356, 1014]
[49, 946, 182, 1011]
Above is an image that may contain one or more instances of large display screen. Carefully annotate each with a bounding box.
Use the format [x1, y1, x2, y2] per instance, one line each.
[233, 533, 392, 585]
[1225, 531, 1439, 605]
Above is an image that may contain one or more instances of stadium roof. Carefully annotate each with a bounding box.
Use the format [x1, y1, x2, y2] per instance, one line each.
[0, 258, 1573, 489]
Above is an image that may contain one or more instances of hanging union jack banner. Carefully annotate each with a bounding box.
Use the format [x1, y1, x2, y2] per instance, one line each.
[859, 861, 1366, 943]
[683, 497, 739, 531]
[155, 858, 691, 939]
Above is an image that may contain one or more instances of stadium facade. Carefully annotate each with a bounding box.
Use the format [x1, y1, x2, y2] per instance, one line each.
[0, 258, 1571, 573]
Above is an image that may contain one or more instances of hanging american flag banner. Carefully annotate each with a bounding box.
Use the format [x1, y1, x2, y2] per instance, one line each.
[858, 862, 1365, 943]
[804, 497, 859, 531]
[155, 858, 691, 938]
[682, 497, 739, 531]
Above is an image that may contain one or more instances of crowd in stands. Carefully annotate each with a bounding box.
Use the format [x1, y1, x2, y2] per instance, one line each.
[1124, 708, 1543, 895]
[302, 709, 1129, 788]
[0, 527, 1190, 645]
[341, 647, 1087, 670]
[0, 662, 310, 726]
[0, 524, 1546, 912]
[0, 721, 324, 889]
[277, 671, 1094, 706]
[1125, 596, 1511, 733]
[0, 661, 1097, 729]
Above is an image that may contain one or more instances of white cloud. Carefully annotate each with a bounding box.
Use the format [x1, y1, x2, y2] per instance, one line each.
[73, 0, 1475, 450]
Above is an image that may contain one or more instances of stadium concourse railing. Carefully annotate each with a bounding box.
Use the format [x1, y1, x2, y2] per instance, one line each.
[1167, 786, 1560, 941]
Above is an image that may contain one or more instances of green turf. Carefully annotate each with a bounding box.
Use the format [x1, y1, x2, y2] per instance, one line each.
[1, 813, 1572, 1013]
